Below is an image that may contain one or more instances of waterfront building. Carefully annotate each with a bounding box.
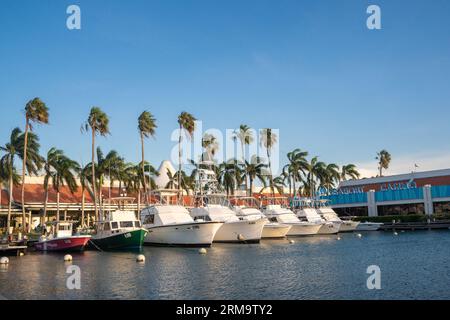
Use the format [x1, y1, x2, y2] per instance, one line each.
[322, 168, 450, 217]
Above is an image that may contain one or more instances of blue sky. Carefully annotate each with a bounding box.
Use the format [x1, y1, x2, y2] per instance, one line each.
[0, 0, 449, 177]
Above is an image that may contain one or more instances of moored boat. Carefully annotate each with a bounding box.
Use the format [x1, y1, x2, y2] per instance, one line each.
[35, 221, 91, 252]
[90, 197, 147, 251]
[141, 190, 223, 247]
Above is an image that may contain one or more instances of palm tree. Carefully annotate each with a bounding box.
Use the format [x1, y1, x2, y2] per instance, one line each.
[260, 128, 277, 197]
[283, 149, 308, 197]
[305, 156, 327, 197]
[22, 98, 49, 232]
[83, 107, 110, 221]
[78, 164, 92, 227]
[376, 150, 391, 176]
[321, 163, 340, 193]
[42, 148, 64, 222]
[138, 111, 157, 204]
[202, 133, 219, 162]
[52, 154, 79, 220]
[340, 164, 360, 181]
[272, 175, 286, 195]
[0, 128, 23, 233]
[217, 160, 242, 196]
[177, 112, 196, 201]
[243, 156, 268, 196]
[233, 125, 254, 195]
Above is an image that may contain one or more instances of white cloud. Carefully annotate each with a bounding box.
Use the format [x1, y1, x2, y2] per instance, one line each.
[355, 151, 450, 178]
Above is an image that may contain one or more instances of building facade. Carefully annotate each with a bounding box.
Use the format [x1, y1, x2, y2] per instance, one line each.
[322, 168, 450, 216]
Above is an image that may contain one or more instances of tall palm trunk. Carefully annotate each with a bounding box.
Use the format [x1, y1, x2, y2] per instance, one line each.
[241, 144, 248, 196]
[249, 177, 253, 196]
[81, 187, 85, 227]
[91, 130, 98, 221]
[7, 174, 13, 234]
[21, 118, 29, 233]
[266, 149, 275, 198]
[43, 185, 49, 223]
[178, 125, 182, 202]
[56, 191, 60, 221]
[140, 132, 147, 204]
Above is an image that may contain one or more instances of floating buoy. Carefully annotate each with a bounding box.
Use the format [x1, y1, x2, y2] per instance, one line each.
[0, 257, 10, 264]
[393, 232, 398, 236]
[237, 234, 245, 241]
[198, 248, 207, 255]
[63, 254, 72, 262]
[289, 239, 295, 244]
[136, 254, 146, 262]
[356, 233, 362, 238]
[19, 252, 24, 256]
[337, 237, 341, 241]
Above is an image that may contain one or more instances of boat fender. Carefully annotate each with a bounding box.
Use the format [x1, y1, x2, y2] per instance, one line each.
[289, 240, 295, 244]
[136, 254, 145, 262]
[237, 234, 245, 241]
[198, 248, 207, 255]
[0, 257, 10, 264]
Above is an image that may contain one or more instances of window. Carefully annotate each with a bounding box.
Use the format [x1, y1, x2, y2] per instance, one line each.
[144, 215, 155, 225]
[103, 223, 111, 231]
[433, 201, 450, 214]
[134, 221, 141, 228]
[111, 222, 118, 229]
[269, 217, 278, 223]
[120, 221, 134, 228]
[58, 224, 71, 231]
[334, 206, 368, 217]
[377, 203, 425, 216]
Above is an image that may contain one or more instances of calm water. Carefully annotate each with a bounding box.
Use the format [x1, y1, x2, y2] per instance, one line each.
[1, 230, 450, 300]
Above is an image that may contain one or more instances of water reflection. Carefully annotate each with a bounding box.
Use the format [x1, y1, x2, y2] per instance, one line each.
[1, 231, 450, 299]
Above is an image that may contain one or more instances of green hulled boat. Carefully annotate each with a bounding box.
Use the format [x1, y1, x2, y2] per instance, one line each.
[90, 197, 147, 251]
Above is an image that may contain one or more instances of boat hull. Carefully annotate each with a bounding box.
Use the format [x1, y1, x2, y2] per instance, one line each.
[339, 221, 360, 232]
[35, 236, 91, 252]
[144, 222, 223, 247]
[214, 219, 266, 243]
[262, 224, 291, 239]
[287, 223, 322, 236]
[356, 222, 382, 231]
[317, 222, 340, 234]
[90, 229, 147, 251]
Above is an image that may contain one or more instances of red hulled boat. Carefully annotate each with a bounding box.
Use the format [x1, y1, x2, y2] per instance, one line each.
[35, 221, 91, 252]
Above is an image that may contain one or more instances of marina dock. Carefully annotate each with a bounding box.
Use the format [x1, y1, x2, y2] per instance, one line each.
[381, 220, 450, 231]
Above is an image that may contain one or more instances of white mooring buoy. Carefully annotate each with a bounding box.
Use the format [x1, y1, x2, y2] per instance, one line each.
[63, 254, 73, 262]
[0, 257, 9, 264]
[394, 232, 399, 236]
[198, 248, 207, 255]
[289, 239, 295, 244]
[337, 237, 341, 241]
[237, 234, 245, 241]
[356, 233, 362, 238]
[136, 254, 146, 262]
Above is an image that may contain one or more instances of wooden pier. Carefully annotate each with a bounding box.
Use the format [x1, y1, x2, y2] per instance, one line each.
[381, 220, 450, 231]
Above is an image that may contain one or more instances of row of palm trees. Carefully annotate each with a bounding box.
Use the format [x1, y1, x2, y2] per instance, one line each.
[1, 97, 390, 235]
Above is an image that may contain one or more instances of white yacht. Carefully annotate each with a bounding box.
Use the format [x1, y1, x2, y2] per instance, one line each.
[230, 197, 291, 239]
[190, 195, 266, 243]
[140, 191, 223, 247]
[262, 197, 321, 236]
[295, 199, 340, 235]
[316, 200, 360, 232]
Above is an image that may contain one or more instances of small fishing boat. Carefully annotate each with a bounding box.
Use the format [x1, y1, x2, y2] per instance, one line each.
[90, 197, 147, 251]
[356, 222, 383, 231]
[35, 221, 91, 252]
